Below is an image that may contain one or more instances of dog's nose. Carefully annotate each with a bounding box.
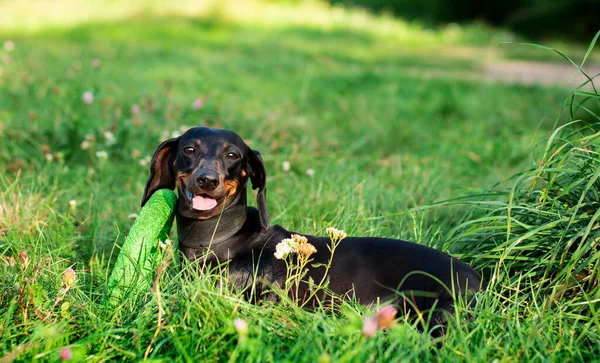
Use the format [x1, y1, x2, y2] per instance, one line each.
[197, 170, 219, 190]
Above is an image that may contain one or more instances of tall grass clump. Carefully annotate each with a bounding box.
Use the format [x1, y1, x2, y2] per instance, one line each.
[446, 43, 600, 345]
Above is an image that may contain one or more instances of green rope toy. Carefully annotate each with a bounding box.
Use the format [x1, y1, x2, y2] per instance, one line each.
[107, 189, 177, 305]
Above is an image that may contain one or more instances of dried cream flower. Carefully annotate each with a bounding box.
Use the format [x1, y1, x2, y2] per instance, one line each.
[326, 227, 347, 241]
[62, 267, 76, 287]
[291, 234, 308, 244]
[296, 242, 317, 257]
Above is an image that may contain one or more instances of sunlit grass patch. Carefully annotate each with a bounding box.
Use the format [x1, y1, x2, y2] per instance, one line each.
[1, 0, 599, 360]
[445, 64, 600, 348]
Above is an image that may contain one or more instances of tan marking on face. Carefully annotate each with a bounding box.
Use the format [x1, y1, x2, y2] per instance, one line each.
[241, 169, 247, 178]
[223, 179, 239, 197]
[194, 139, 201, 146]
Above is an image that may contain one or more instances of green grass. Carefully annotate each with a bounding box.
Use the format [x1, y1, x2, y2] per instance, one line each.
[1, 0, 599, 361]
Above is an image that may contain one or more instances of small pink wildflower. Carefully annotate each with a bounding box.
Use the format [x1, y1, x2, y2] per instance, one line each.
[60, 347, 72, 361]
[233, 318, 248, 335]
[131, 104, 140, 115]
[362, 305, 397, 337]
[362, 316, 378, 337]
[234, 318, 249, 343]
[192, 97, 205, 110]
[91, 58, 101, 68]
[82, 91, 94, 105]
[375, 305, 397, 329]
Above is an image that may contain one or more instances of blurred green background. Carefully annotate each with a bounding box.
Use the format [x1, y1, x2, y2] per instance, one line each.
[1, 0, 600, 361]
[329, 0, 600, 41]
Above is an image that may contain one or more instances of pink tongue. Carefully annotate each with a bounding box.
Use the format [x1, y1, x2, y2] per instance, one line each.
[192, 195, 217, 211]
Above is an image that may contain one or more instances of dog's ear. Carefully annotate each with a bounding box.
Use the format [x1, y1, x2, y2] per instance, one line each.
[141, 137, 179, 207]
[248, 149, 270, 229]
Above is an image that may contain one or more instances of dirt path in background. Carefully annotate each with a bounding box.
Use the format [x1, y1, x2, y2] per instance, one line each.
[483, 60, 600, 87]
[408, 60, 600, 88]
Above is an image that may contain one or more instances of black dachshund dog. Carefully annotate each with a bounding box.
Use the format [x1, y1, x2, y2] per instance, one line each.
[142, 127, 484, 329]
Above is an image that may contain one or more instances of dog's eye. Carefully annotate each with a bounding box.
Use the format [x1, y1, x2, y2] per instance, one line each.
[227, 152, 239, 160]
[183, 147, 195, 155]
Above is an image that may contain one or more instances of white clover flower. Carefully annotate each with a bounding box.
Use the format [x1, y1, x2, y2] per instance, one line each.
[274, 234, 316, 259]
[139, 156, 151, 167]
[326, 227, 347, 241]
[69, 200, 77, 209]
[233, 318, 249, 336]
[45, 153, 54, 161]
[159, 130, 170, 141]
[274, 238, 297, 259]
[127, 213, 139, 220]
[159, 239, 173, 252]
[80, 140, 91, 150]
[4, 40, 14, 52]
[170, 130, 182, 138]
[282, 161, 291, 172]
[305, 168, 315, 177]
[82, 91, 94, 105]
[95, 150, 108, 159]
[103, 130, 116, 145]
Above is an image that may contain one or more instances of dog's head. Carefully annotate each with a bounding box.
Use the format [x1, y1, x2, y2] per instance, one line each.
[141, 127, 269, 229]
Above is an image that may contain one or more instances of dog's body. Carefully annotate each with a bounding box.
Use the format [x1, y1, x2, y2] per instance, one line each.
[142, 127, 484, 329]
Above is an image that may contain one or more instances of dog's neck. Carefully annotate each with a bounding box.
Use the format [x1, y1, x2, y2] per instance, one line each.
[176, 191, 248, 249]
